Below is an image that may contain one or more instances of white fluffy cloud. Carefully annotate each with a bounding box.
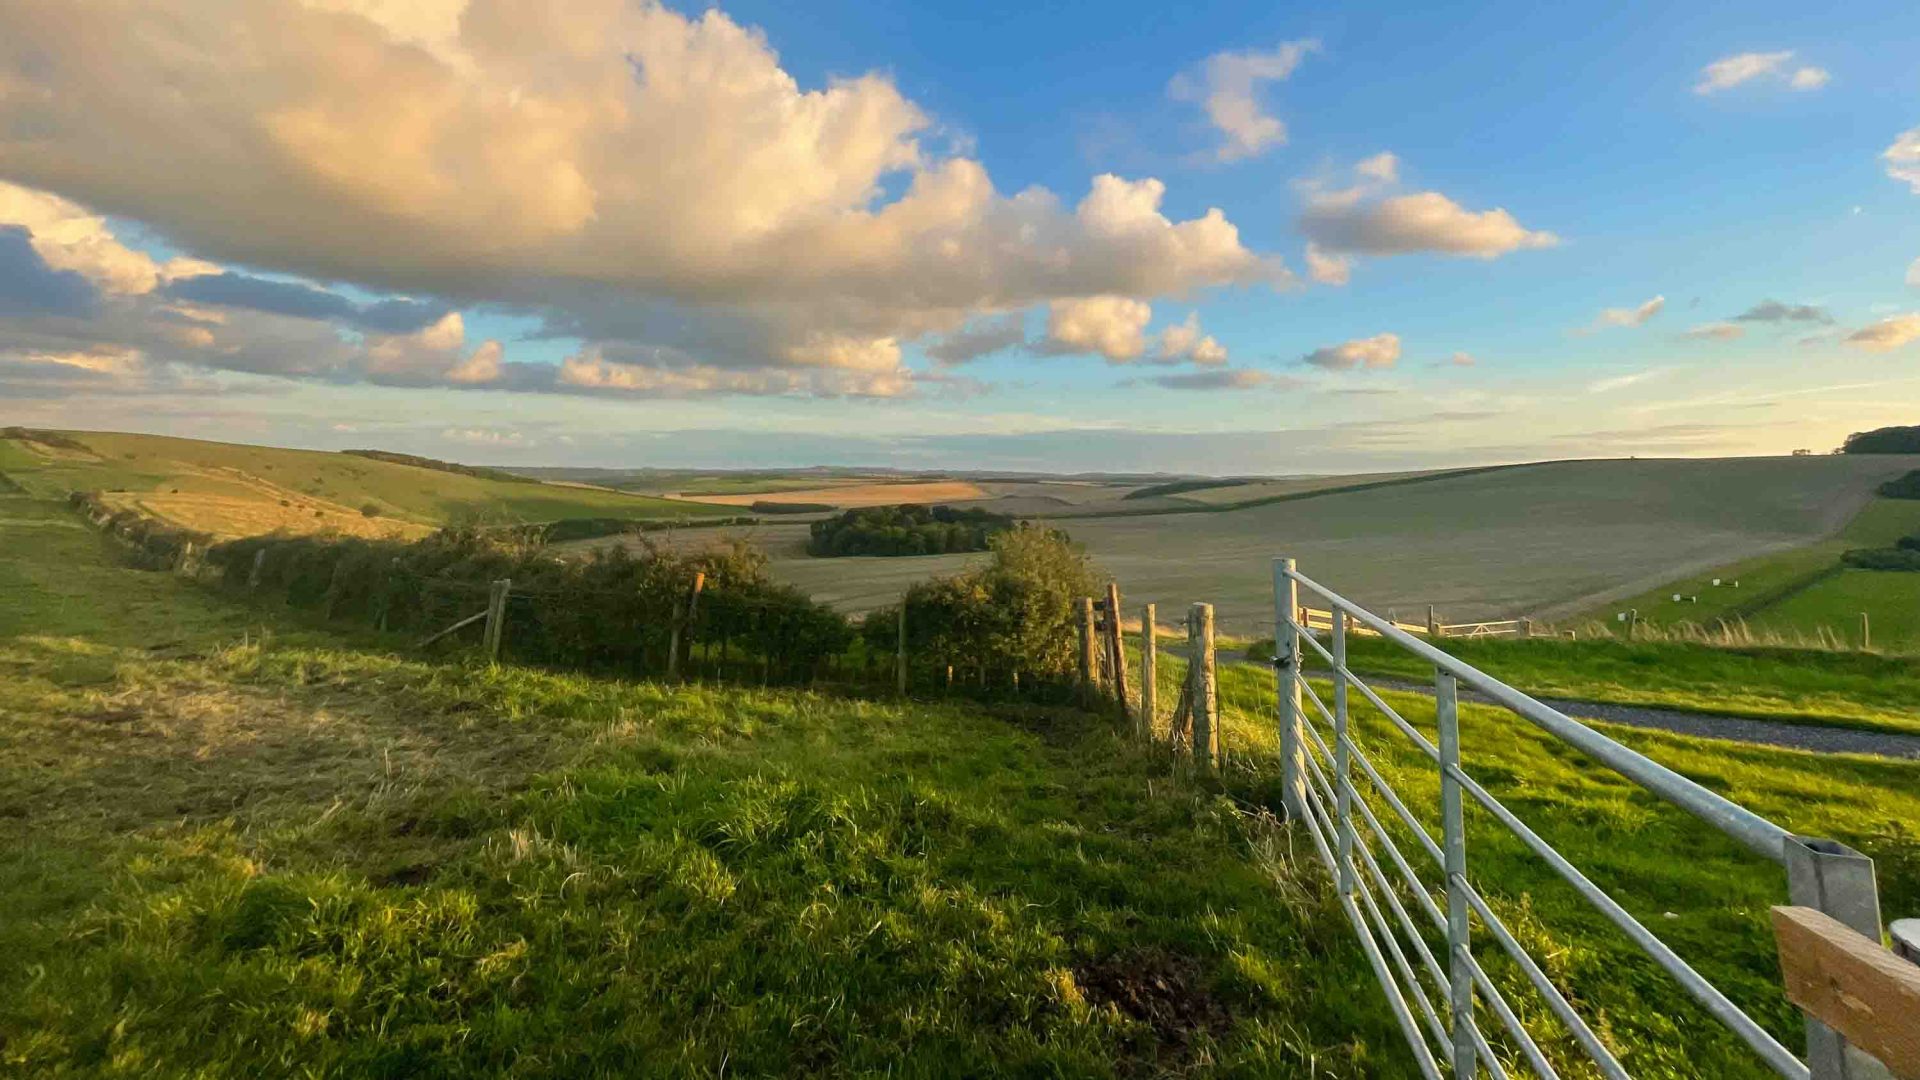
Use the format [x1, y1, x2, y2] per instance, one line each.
[1303, 192, 1558, 259]
[1157, 312, 1228, 366]
[1885, 128, 1920, 194]
[1043, 296, 1152, 362]
[1297, 157, 1556, 265]
[1694, 51, 1828, 94]
[1304, 333, 1400, 370]
[0, 0, 1276, 397]
[1845, 314, 1920, 352]
[1170, 41, 1317, 162]
[1446, 351, 1475, 367]
[1304, 242, 1352, 286]
[1587, 295, 1666, 331]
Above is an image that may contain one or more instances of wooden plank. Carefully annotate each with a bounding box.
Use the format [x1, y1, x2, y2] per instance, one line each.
[417, 609, 488, 649]
[1772, 905, 1920, 1078]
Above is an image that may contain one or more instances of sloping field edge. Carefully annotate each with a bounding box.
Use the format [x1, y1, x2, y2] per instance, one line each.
[1036, 459, 1563, 520]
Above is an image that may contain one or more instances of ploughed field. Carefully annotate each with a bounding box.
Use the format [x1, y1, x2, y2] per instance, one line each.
[582, 455, 1920, 635]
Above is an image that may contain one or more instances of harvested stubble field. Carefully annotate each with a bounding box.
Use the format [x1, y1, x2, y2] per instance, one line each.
[584, 456, 1920, 636]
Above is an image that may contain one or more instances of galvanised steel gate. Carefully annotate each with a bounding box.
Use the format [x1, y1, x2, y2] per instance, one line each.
[1270, 557, 1887, 1080]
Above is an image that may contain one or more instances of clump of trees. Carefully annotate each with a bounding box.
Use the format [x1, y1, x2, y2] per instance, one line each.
[859, 524, 1099, 693]
[1841, 426, 1920, 454]
[807, 504, 1018, 557]
[751, 500, 834, 514]
[1878, 469, 1920, 499]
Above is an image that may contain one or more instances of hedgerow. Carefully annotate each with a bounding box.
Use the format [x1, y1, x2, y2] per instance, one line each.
[203, 527, 853, 681]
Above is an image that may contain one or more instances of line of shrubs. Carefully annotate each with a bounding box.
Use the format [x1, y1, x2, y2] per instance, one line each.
[533, 515, 760, 543]
[856, 523, 1098, 696]
[1878, 469, 1920, 500]
[71, 492, 1104, 696]
[807, 504, 1017, 557]
[205, 528, 856, 681]
[1841, 534, 1920, 572]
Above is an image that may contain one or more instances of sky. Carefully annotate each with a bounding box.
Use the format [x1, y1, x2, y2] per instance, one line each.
[2, 0, 1919, 474]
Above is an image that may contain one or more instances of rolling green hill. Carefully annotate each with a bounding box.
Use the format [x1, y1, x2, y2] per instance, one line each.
[0, 428, 729, 539]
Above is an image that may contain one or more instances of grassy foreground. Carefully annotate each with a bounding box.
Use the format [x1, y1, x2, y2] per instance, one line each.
[0, 495, 1406, 1076]
[7, 491, 1920, 1077]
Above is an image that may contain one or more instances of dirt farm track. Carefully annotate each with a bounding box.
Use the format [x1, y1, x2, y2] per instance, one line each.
[572, 455, 1920, 635]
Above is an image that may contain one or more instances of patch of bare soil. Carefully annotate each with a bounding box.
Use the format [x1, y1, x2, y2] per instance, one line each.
[1076, 948, 1232, 1063]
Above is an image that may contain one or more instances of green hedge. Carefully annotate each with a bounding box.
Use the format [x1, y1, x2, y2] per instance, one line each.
[203, 528, 853, 680]
[69, 491, 212, 570]
[1878, 469, 1920, 499]
[858, 524, 1098, 695]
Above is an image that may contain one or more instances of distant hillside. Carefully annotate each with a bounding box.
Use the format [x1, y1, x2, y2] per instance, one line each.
[0, 429, 730, 540]
[1122, 477, 1251, 500]
[342, 449, 534, 485]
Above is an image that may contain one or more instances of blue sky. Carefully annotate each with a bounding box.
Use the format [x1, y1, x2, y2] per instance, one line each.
[2, 0, 1918, 472]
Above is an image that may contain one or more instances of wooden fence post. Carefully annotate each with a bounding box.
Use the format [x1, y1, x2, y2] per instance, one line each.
[667, 570, 705, 682]
[1189, 603, 1218, 769]
[1521, 617, 1535, 638]
[1860, 612, 1872, 651]
[321, 559, 347, 620]
[896, 601, 908, 696]
[1427, 605, 1440, 638]
[1105, 582, 1131, 727]
[1077, 597, 1096, 703]
[248, 548, 266, 591]
[484, 578, 510, 664]
[1139, 602, 1157, 738]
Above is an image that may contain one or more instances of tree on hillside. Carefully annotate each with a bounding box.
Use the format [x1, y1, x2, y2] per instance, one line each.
[1840, 425, 1920, 454]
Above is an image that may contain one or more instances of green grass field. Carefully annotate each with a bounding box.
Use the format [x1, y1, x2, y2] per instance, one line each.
[1600, 495, 1920, 652]
[0, 429, 726, 538]
[7, 489, 1920, 1077]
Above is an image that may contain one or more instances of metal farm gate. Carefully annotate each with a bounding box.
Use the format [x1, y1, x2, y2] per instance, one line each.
[1268, 557, 1903, 1080]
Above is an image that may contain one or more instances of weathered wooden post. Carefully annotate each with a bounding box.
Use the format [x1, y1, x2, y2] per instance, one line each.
[1521, 617, 1535, 638]
[1860, 612, 1872, 651]
[667, 570, 706, 682]
[1189, 603, 1218, 769]
[484, 578, 510, 664]
[895, 601, 908, 696]
[1138, 602, 1157, 738]
[1104, 582, 1131, 727]
[1077, 597, 1096, 703]
[248, 548, 267, 591]
[1427, 605, 1440, 638]
[321, 559, 348, 620]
